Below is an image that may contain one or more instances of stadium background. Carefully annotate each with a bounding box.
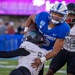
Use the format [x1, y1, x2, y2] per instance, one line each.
[0, 0, 75, 75]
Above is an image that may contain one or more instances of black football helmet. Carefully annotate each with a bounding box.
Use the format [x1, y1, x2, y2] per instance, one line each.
[67, 3, 75, 15]
[66, 3, 75, 27]
[22, 30, 44, 47]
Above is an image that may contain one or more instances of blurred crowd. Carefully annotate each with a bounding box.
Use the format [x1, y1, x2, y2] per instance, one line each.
[0, 18, 25, 35]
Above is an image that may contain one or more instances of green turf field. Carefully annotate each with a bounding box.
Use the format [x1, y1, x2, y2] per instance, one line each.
[0, 59, 67, 75]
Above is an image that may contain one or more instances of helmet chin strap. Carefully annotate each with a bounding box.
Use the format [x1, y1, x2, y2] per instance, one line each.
[51, 19, 59, 24]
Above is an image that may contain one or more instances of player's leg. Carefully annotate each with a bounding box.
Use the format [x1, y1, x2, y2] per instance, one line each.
[67, 73, 74, 75]
[9, 69, 23, 75]
[67, 52, 75, 75]
[9, 66, 31, 75]
[38, 65, 44, 75]
[46, 49, 67, 75]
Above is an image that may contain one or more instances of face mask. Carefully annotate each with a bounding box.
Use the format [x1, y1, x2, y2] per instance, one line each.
[66, 18, 72, 24]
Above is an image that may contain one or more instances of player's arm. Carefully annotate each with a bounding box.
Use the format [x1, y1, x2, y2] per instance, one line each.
[45, 38, 64, 60]
[0, 48, 30, 58]
[45, 27, 70, 60]
[24, 14, 36, 33]
[31, 38, 64, 68]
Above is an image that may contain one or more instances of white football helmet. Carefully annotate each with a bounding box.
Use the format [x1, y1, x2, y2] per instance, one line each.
[50, 2, 68, 24]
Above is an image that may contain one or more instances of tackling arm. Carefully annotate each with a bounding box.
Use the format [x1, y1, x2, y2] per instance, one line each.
[0, 48, 30, 58]
[45, 38, 64, 60]
[31, 38, 64, 68]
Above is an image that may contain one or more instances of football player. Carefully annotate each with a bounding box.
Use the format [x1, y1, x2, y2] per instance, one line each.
[46, 3, 75, 75]
[24, 2, 70, 74]
[0, 30, 50, 75]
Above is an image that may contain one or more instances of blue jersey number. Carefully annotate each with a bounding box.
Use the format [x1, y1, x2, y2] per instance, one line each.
[43, 38, 50, 46]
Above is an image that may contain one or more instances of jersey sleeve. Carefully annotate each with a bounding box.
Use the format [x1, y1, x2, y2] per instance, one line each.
[35, 12, 44, 23]
[34, 12, 49, 25]
[19, 42, 26, 49]
[35, 13, 40, 24]
[19, 42, 36, 53]
[57, 26, 70, 39]
[0, 48, 30, 58]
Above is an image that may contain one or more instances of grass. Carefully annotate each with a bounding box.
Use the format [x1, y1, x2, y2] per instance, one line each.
[0, 59, 67, 75]
[44, 60, 66, 75]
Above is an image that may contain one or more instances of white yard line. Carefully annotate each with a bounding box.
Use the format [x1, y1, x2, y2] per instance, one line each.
[0, 65, 66, 74]
[0, 62, 8, 64]
[0, 65, 17, 68]
[45, 65, 66, 74]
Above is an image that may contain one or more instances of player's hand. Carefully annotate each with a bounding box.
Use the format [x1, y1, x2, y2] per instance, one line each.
[31, 58, 41, 70]
[24, 31, 27, 35]
[24, 27, 29, 35]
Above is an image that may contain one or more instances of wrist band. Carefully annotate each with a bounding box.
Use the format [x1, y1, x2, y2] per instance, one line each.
[40, 57, 46, 63]
[24, 27, 29, 32]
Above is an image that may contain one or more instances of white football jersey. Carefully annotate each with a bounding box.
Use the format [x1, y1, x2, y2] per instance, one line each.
[17, 41, 50, 75]
[63, 24, 75, 52]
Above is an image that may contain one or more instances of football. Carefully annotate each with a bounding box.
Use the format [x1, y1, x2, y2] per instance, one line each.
[28, 23, 38, 31]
